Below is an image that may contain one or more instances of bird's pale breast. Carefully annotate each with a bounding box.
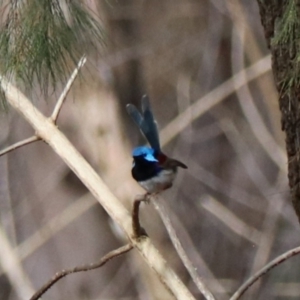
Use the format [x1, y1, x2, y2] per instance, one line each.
[138, 168, 177, 193]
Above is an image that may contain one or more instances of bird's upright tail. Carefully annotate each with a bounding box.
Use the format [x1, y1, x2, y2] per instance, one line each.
[126, 95, 161, 152]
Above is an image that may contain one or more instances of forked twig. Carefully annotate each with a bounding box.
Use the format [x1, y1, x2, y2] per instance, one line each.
[0, 56, 87, 157]
[230, 245, 300, 300]
[51, 55, 87, 123]
[0, 135, 40, 157]
[30, 243, 133, 300]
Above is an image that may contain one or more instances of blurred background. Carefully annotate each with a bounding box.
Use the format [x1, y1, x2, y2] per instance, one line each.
[0, 0, 298, 299]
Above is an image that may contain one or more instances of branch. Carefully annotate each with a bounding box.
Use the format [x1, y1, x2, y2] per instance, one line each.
[230, 245, 300, 300]
[230, 18, 286, 173]
[0, 225, 35, 299]
[160, 55, 271, 146]
[16, 193, 95, 262]
[30, 244, 133, 300]
[0, 74, 195, 300]
[132, 197, 143, 237]
[132, 194, 149, 237]
[152, 198, 216, 300]
[51, 55, 87, 123]
[201, 195, 261, 245]
[0, 135, 40, 157]
[0, 56, 86, 157]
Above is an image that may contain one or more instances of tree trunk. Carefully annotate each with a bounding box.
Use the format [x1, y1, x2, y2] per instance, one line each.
[257, 0, 300, 222]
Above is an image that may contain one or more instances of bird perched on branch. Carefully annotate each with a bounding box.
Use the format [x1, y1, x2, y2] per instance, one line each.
[126, 95, 187, 194]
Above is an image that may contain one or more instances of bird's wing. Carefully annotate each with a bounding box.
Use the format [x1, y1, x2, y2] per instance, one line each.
[126, 95, 161, 151]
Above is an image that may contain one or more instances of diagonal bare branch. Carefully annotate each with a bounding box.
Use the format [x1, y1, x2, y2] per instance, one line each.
[230, 246, 300, 300]
[0, 135, 40, 157]
[30, 244, 133, 300]
[51, 55, 87, 123]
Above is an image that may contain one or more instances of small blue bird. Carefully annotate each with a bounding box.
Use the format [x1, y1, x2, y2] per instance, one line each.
[126, 95, 187, 194]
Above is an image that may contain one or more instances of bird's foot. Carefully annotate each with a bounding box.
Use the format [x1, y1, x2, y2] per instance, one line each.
[144, 193, 152, 204]
[133, 225, 148, 239]
[134, 193, 153, 204]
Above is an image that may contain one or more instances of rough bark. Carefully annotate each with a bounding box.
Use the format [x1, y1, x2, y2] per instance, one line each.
[257, 0, 300, 222]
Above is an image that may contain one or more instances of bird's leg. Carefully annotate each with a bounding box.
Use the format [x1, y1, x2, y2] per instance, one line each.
[132, 193, 149, 238]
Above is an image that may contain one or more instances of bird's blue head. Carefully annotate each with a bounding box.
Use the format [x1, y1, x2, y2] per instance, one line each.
[132, 146, 158, 162]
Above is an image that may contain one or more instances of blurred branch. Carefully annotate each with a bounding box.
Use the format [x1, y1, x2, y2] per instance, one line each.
[220, 118, 272, 194]
[188, 161, 264, 211]
[166, 201, 229, 296]
[231, 23, 286, 173]
[200, 195, 261, 245]
[226, 0, 280, 135]
[0, 72, 195, 300]
[0, 225, 35, 300]
[16, 193, 95, 261]
[160, 55, 271, 147]
[248, 182, 284, 295]
[220, 118, 287, 218]
[0, 135, 40, 157]
[230, 25, 285, 297]
[230, 245, 300, 300]
[30, 243, 134, 300]
[153, 197, 216, 300]
[51, 55, 87, 123]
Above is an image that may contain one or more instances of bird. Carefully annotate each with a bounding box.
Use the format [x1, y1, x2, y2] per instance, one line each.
[126, 95, 187, 194]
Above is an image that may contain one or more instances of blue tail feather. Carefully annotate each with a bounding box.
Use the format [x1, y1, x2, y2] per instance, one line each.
[126, 95, 161, 152]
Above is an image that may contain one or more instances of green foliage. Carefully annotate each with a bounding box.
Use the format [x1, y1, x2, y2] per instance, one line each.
[271, 0, 300, 96]
[0, 0, 104, 97]
[272, 0, 298, 45]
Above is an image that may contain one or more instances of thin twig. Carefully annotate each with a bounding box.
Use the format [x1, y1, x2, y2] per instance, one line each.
[230, 246, 300, 300]
[30, 243, 133, 300]
[51, 55, 87, 123]
[152, 197, 216, 300]
[0, 135, 40, 157]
